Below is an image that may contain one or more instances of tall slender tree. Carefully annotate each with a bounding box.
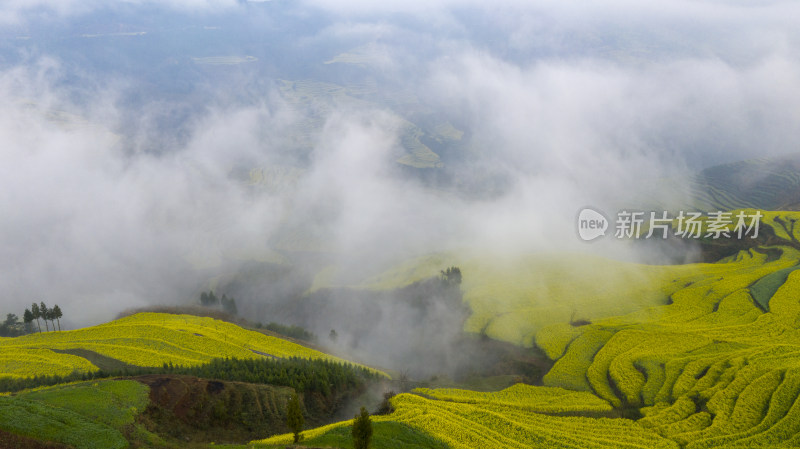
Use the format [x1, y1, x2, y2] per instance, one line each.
[30, 303, 41, 333]
[23, 308, 34, 333]
[52, 305, 62, 331]
[352, 406, 373, 449]
[40, 302, 50, 332]
[286, 393, 304, 443]
[45, 308, 55, 331]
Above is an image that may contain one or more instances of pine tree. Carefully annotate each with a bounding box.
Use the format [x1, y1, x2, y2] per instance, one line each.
[44, 309, 53, 330]
[352, 406, 373, 449]
[209, 291, 219, 307]
[286, 393, 304, 443]
[40, 302, 50, 332]
[52, 305, 62, 331]
[222, 295, 238, 315]
[4, 314, 18, 327]
[23, 309, 34, 333]
[31, 303, 42, 333]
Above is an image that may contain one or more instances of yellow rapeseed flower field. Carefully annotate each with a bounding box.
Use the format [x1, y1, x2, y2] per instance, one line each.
[0, 313, 384, 378]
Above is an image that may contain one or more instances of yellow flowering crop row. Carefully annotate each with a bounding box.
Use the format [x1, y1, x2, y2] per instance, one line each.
[531, 234, 800, 447]
[0, 348, 97, 378]
[412, 383, 613, 414]
[256, 389, 678, 448]
[543, 328, 615, 392]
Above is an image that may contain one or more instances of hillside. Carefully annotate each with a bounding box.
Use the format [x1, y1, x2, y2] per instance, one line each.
[249, 241, 800, 447]
[0, 312, 382, 379]
[264, 212, 800, 448]
[0, 380, 150, 449]
[640, 154, 800, 213]
[255, 385, 676, 448]
[314, 214, 800, 348]
[9, 226, 800, 447]
[0, 314, 385, 448]
[0, 375, 327, 448]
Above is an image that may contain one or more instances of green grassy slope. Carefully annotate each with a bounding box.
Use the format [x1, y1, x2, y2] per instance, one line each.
[0, 380, 153, 449]
[20, 380, 149, 428]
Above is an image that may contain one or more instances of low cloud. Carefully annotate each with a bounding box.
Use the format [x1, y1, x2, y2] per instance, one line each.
[1, 0, 800, 338]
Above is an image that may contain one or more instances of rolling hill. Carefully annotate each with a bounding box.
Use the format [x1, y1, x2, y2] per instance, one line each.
[272, 211, 800, 448]
[248, 240, 800, 447]
[9, 162, 800, 447]
[9, 225, 800, 447]
[0, 312, 382, 379]
[0, 313, 385, 448]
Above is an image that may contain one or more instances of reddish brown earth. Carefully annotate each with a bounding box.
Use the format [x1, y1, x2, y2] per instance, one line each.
[0, 429, 72, 449]
[132, 374, 295, 445]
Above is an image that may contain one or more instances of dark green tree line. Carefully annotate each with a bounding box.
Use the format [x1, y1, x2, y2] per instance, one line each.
[0, 356, 381, 396]
[199, 290, 238, 315]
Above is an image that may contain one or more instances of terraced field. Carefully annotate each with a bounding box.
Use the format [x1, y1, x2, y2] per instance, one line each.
[411, 383, 614, 414]
[8, 212, 800, 447]
[287, 211, 800, 447]
[260, 243, 800, 447]
[318, 226, 800, 347]
[526, 239, 800, 447]
[0, 313, 380, 379]
[0, 380, 153, 449]
[320, 251, 678, 348]
[643, 155, 800, 213]
[253, 385, 675, 449]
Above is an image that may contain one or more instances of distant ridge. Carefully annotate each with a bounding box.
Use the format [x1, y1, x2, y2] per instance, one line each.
[643, 153, 800, 212]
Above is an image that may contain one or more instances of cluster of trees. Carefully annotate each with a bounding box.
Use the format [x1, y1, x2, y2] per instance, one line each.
[256, 321, 316, 342]
[0, 302, 66, 336]
[0, 314, 27, 337]
[160, 357, 379, 399]
[199, 290, 238, 315]
[23, 302, 63, 333]
[286, 397, 373, 449]
[1, 303, 65, 336]
[440, 266, 462, 287]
